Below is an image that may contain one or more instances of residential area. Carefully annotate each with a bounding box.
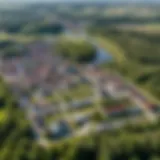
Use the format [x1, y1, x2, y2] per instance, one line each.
[0, 39, 159, 147]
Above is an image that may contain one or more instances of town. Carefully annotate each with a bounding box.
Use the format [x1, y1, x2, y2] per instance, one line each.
[0, 38, 160, 147]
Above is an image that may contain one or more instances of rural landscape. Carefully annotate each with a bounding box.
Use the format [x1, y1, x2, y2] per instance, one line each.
[0, 1, 160, 160]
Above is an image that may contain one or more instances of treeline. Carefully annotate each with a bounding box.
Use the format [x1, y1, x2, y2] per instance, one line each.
[60, 120, 160, 160]
[0, 21, 64, 35]
[22, 23, 64, 35]
[97, 120, 160, 160]
[71, 120, 160, 160]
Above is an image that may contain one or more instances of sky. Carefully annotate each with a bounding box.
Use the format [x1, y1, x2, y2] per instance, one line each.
[0, 0, 159, 2]
[0, 0, 160, 3]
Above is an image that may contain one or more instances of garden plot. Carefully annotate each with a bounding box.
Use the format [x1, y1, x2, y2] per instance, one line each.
[102, 98, 143, 120]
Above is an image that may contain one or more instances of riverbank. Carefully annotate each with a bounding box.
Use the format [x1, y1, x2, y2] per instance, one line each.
[92, 36, 126, 64]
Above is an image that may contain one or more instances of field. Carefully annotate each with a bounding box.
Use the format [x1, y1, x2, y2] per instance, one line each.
[118, 23, 160, 34]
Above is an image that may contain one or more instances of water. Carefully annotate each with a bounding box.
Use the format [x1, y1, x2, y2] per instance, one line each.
[92, 48, 113, 65]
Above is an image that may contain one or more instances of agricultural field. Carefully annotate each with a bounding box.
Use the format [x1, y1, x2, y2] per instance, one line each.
[117, 23, 160, 34]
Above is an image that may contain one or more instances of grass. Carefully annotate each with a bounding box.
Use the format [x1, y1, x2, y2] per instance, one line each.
[57, 84, 93, 101]
[99, 135, 110, 160]
[0, 109, 7, 124]
[46, 94, 60, 104]
[69, 84, 93, 100]
[0, 32, 39, 43]
[45, 113, 62, 125]
[0, 32, 62, 43]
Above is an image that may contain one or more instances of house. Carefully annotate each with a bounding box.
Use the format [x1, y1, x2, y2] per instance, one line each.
[105, 81, 129, 99]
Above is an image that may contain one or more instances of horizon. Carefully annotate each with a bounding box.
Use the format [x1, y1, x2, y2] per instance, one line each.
[0, 0, 160, 4]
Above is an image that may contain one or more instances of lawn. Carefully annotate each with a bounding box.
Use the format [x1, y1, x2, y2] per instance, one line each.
[57, 84, 93, 102]
[68, 84, 93, 100]
[46, 94, 60, 104]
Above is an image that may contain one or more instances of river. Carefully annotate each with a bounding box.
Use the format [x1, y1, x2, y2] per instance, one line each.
[92, 47, 113, 65]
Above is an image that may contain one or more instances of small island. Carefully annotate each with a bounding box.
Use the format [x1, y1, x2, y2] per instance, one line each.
[56, 38, 96, 63]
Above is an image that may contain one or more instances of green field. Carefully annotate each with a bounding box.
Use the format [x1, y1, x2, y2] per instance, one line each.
[57, 84, 93, 101]
[118, 23, 160, 34]
[68, 84, 93, 100]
